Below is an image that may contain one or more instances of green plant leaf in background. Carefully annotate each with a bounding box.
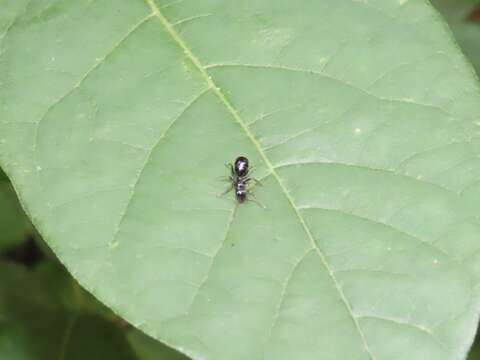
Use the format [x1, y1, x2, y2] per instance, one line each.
[0, 177, 31, 252]
[0, 261, 187, 360]
[430, 0, 479, 21]
[450, 22, 480, 74]
[128, 330, 190, 360]
[0, 262, 137, 360]
[2, 0, 480, 359]
[430, 0, 480, 74]
[0, 165, 187, 358]
[429, 3, 480, 358]
[470, 334, 480, 360]
[0, 168, 8, 182]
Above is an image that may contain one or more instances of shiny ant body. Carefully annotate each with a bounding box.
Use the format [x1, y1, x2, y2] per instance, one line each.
[221, 156, 263, 206]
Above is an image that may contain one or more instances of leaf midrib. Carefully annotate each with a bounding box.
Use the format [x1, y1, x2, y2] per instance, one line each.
[144, 0, 376, 358]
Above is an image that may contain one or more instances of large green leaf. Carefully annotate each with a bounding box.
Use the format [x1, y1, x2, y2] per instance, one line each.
[2, 0, 480, 359]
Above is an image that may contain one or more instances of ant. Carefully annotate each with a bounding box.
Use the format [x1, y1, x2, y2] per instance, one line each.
[220, 156, 264, 207]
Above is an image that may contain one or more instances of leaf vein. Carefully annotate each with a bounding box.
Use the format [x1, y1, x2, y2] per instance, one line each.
[204, 63, 453, 118]
[57, 314, 79, 360]
[32, 12, 155, 154]
[299, 206, 451, 259]
[185, 204, 238, 314]
[262, 249, 313, 352]
[357, 315, 444, 347]
[274, 160, 460, 196]
[108, 87, 211, 248]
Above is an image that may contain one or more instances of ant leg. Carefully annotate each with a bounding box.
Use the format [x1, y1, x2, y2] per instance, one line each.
[247, 166, 258, 179]
[244, 177, 263, 187]
[218, 183, 234, 197]
[247, 197, 266, 209]
[225, 163, 234, 176]
[220, 163, 235, 182]
[246, 191, 266, 208]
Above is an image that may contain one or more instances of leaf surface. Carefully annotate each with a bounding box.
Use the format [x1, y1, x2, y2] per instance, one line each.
[2, 0, 480, 359]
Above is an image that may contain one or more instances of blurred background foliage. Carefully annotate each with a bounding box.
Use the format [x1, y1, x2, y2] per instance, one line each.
[431, 0, 480, 75]
[429, 1, 480, 358]
[0, 1, 479, 359]
[0, 182, 189, 358]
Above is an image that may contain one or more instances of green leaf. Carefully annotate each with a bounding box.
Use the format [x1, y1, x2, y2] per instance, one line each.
[2, 0, 480, 359]
[0, 260, 189, 360]
[0, 262, 138, 360]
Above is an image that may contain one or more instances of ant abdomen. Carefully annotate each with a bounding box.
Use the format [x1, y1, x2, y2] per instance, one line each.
[234, 156, 249, 177]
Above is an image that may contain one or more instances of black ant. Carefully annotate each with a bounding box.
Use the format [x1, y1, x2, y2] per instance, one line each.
[220, 156, 264, 207]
